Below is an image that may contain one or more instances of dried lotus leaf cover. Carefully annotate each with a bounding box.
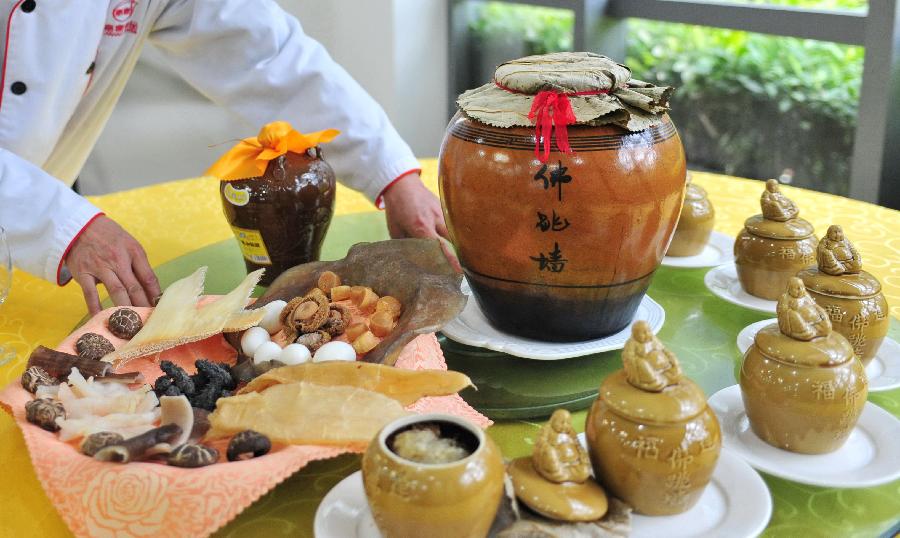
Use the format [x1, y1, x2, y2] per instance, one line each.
[105, 268, 265, 366]
[244, 239, 465, 365]
[237, 362, 473, 405]
[206, 382, 408, 446]
[458, 51, 673, 132]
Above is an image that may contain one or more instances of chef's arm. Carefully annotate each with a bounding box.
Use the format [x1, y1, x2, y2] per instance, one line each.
[148, 1, 450, 242]
[0, 149, 160, 313]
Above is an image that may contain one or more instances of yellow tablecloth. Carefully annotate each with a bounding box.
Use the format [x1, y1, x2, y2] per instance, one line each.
[1, 160, 898, 536]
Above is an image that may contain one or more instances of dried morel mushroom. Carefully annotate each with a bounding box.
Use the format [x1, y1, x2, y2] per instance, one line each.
[167, 444, 219, 468]
[107, 308, 143, 339]
[75, 332, 115, 361]
[21, 366, 57, 394]
[25, 398, 65, 431]
[81, 431, 125, 457]
[321, 304, 351, 336]
[295, 330, 331, 353]
[226, 430, 272, 461]
[280, 289, 330, 339]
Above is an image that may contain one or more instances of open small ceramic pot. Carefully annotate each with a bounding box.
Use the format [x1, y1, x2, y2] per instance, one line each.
[667, 178, 715, 257]
[585, 321, 721, 516]
[361, 413, 504, 538]
[741, 277, 867, 454]
[797, 225, 889, 367]
[734, 179, 817, 300]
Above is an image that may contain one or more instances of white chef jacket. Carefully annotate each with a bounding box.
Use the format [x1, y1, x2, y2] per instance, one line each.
[0, 0, 420, 285]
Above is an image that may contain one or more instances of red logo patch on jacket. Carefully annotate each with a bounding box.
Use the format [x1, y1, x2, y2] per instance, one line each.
[105, 0, 138, 36]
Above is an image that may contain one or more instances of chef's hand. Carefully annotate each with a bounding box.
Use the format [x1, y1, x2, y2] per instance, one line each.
[66, 216, 161, 315]
[382, 173, 460, 271]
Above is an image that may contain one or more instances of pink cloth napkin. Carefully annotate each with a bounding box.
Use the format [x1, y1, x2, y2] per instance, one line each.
[0, 305, 489, 538]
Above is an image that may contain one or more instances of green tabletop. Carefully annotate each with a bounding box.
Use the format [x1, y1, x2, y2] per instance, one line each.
[149, 212, 899, 538]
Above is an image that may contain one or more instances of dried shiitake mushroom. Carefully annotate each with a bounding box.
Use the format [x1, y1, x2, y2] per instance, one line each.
[108, 308, 143, 339]
[21, 366, 57, 394]
[226, 430, 272, 461]
[167, 444, 219, 468]
[76, 332, 115, 361]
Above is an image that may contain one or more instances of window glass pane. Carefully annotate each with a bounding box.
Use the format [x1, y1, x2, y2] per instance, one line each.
[450, 1, 862, 196]
[627, 21, 862, 195]
[455, 1, 573, 91]
[698, 0, 865, 9]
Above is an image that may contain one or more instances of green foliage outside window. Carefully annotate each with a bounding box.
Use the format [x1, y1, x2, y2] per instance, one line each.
[467, 0, 866, 195]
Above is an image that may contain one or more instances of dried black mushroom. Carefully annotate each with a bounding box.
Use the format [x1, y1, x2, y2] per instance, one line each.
[81, 431, 125, 457]
[21, 366, 57, 394]
[93, 424, 182, 463]
[75, 332, 115, 361]
[227, 430, 272, 462]
[167, 444, 219, 468]
[108, 308, 143, 339]
[25, 398, 65, 432]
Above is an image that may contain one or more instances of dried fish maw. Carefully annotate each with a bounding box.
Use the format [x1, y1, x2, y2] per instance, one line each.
[237, 362, 474, 405]
[207, 382, 408, 446]
[104, 268, 264, 366]
[253, 239, 465, 365]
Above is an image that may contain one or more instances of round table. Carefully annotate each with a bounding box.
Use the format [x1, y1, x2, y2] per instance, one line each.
[1, 161, 898, 537]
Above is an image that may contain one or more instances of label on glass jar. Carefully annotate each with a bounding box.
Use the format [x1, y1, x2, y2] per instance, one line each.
[223, 183, 251, 206]
[230, 226, 272, 265]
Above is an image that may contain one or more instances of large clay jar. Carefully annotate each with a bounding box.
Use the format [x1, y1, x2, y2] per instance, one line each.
[734, 179, 817, 300]
[666, 178, 715, 257]
[585, 321, 721, 516]
[439, 52, 686, 341]
[362, 414, 505, 538]
[220, 149, 335, 286]
[741, 277, 867, 454]
[797, 225, 889, 367]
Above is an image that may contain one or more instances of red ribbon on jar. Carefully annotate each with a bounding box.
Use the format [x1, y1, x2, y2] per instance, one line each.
[494, 81, 611, 162]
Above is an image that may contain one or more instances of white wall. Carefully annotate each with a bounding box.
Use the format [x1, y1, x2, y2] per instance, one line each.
[79, 0, 448, 195]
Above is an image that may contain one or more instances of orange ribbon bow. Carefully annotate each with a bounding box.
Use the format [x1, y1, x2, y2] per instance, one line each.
[206, 121, 340, 181]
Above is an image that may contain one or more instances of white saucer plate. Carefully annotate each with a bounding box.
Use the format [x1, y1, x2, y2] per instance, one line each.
[440, 280, 665, 360]
[736, 320, 900, 392]
[708, 385, 900, 488]
[704, 263, 776, 314]
[314, 448, 772, 538]
[662, 231, 734, 268]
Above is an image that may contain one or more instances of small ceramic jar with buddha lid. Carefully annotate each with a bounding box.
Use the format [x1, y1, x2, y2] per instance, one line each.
[734, 179, 818, 300]
[797, 225, 889, 367]
[740, 277, 867, 454]
[667, 174, 715, 257]
[585, 321, 721, 516]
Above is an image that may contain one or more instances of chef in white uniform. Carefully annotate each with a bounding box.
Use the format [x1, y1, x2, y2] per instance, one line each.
[0, 0, 447, 314]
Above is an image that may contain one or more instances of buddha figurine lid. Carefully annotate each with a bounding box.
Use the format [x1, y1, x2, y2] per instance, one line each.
[599, 321, 707, 424]
[798, 225, 882, 298]
[744, 179, 814, 240]
[753, 277, 854, 367]
[684, 181, 709, 202]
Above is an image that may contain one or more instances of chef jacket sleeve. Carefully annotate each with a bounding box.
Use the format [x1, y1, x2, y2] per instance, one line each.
[148, 0, 421, 204]
[0, 148, 104, 284]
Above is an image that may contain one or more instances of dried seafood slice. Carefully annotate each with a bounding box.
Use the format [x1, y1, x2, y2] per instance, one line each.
[104, 268, 265, 366]
[295, 330, 331, 353]
[321, 304, 351, 336]
[206, 381, 408, 446]
[237, 362, 473, 406]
